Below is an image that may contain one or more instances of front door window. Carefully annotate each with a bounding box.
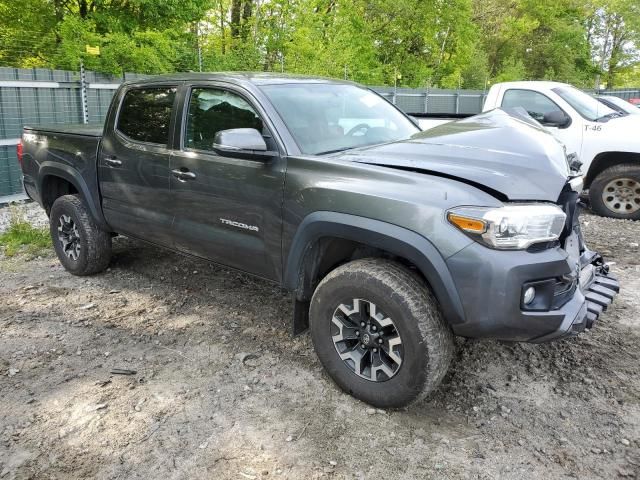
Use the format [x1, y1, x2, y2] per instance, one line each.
[501, 89, 561, 123]
[185, 88, 264, 151]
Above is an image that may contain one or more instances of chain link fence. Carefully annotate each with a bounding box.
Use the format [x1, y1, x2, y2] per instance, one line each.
[592, 88, 640, 101]
[374, 86, 489, 114]
[0, 67, 147, 198]
[1, 66, 640, 199]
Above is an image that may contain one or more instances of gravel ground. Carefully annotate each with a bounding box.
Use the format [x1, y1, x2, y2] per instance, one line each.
[0, 201, 639, 480]
[0, 201, 48, 234]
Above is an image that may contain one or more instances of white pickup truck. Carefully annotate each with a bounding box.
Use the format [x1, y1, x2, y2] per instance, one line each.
[415, 81, 640, 220]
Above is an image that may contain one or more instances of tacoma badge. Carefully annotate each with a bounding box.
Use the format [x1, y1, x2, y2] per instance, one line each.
[220, 218, 259, 232]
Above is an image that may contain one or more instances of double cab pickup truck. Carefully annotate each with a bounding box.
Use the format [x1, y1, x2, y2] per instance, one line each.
[418, 81, 640, 221]
[18, 73, 619, 408]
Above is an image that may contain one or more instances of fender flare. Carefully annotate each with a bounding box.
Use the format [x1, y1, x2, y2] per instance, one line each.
[283, 211, 466, 326]
[39, 162, 110, 230]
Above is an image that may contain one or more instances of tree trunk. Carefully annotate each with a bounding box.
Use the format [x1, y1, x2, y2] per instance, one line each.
[218, 0, 226, 54]
[231, 0, 242, 38]
[241, 0, 253, 40]
[78, 0, 89, 19]
[596, 16, 612, 90]
[53, 0, 65, 43]
[606, 16, 625, 89]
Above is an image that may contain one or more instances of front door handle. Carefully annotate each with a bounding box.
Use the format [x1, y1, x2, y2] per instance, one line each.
[171, 169, 196, 181]
[104, 157, 122, 167]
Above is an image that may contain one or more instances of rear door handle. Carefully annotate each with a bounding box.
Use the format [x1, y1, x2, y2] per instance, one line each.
[104, 156, 122, 167]
[171, 169, 196, 181]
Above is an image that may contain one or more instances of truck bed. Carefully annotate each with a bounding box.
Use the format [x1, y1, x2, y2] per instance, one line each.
[24, 123, 104, 137]
[21, 124, 104, 227]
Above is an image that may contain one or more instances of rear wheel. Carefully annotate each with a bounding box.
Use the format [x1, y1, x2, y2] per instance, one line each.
[309, 258, 454, 408]
[49, 194, 112, 275]
[589, 164, 640, 220]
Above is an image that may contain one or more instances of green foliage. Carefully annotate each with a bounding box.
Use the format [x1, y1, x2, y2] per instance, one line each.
[0, 216, 51, 257]
[0, 0, 638, 88]
[617, 64, 640, 86]
[474, 0, 600, 87]
[493, 59, 528, 84]
[0, 0, 57, 68]
[587, 0, 640, 88]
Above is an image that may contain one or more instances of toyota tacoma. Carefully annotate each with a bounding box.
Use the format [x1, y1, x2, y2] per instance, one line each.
[18, 73, 619, 408]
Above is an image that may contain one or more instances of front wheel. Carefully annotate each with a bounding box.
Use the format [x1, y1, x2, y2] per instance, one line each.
[309, 259, 454, 408]
[589, 164, 640, 220]
[49, 194, 112, 275]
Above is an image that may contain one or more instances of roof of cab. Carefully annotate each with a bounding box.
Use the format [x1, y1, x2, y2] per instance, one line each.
[491, 80, 571, 90]
[122, 72, 358, 88]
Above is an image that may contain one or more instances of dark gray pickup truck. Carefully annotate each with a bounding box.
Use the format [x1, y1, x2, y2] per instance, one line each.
[18, 73, 619, 408]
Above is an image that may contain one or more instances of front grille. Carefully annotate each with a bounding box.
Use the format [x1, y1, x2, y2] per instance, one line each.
[526, 240, 559, 252]
[552, 276, 577, 309]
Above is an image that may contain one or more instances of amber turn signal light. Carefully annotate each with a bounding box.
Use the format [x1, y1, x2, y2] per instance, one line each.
[447, 213, 486, 234]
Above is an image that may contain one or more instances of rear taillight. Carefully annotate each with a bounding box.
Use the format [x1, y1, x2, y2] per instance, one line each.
[16, 141, 23, 167]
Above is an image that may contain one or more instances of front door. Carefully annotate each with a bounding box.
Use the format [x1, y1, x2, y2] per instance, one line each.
[169, 86, 285, 281]
[99, 85, 178, 246]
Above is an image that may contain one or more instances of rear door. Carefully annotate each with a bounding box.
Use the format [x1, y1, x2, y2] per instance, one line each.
[169, 84, 285, 281]
[99, 84, 179, 246]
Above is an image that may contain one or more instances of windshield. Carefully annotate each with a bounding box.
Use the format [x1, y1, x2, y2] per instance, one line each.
[260, 83, 419, 155]
[552, 86, 616, 121]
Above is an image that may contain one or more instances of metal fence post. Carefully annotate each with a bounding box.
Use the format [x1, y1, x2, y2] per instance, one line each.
[80, 61, 89, 124]
[455, 90, 459, 114]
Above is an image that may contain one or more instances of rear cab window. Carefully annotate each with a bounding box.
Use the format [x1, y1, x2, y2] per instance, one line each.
[117, 87, 177, 145]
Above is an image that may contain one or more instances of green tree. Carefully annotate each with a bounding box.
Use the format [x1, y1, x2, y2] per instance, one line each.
[0, 0, 57, 67]
[587, 0, 640, 88]
[473, 0, 596, 87]
[1, 0, 639, 88]
[0, 0, 209, 73]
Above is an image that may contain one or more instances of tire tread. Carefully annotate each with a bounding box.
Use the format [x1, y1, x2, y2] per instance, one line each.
[49, 194, 112, 276]
[589, 163, 640, 220]
[311, 258, 454, 407]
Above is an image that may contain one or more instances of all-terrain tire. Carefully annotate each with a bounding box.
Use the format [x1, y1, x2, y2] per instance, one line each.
[589, 164, 640, 220]
[309, 258, 454, 408]
[49, 194, 112, 275]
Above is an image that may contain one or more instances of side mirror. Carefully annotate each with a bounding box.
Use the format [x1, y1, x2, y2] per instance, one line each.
[212, 128, 276, 159]
[542, 110, 571, 128]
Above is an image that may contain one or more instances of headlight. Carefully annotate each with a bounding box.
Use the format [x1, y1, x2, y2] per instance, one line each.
[447, 204, 566, 250]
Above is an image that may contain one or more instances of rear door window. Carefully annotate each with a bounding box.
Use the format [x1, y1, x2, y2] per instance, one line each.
[117, 87, 177, 145]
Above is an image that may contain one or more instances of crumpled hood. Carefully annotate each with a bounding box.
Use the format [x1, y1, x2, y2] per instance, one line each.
[334, 109, 571, 201]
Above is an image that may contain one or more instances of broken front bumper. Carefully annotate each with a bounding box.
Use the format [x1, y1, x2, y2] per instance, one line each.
[530, 256, 619, 343]
[445, 243, 620, 343]
[445, 185, 619, 342]
[584, 272, 619, 327]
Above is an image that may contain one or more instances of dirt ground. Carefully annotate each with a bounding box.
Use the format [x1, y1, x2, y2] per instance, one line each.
[0, 203, 639, 480]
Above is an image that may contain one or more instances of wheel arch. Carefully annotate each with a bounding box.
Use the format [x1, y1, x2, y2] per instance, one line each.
[39, 163, 110, 231]
[585, 151, 640, 188]
[284, 211, 466, 334]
